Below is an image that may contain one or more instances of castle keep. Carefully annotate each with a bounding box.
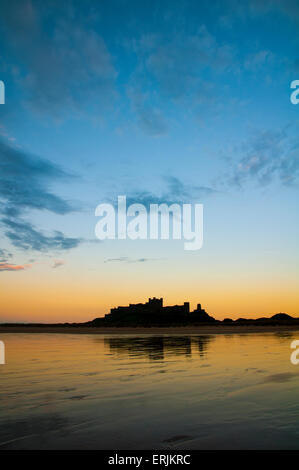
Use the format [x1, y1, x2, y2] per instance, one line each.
[103, 297, 215, 324]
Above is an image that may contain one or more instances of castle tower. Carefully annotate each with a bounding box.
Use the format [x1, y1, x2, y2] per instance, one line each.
[184, 302, 190, 314]
[148, 297, 163, 309]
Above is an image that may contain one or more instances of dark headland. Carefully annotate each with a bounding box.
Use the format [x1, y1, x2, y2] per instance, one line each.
[1, 297, 299, 334]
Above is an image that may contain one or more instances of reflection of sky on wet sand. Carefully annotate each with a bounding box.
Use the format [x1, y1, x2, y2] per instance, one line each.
[0, 332, 299, 449]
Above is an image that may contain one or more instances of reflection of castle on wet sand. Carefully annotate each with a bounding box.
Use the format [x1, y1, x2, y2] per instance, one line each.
[105, 335, 214, 361]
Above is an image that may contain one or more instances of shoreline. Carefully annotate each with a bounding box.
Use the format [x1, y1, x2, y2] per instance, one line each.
[0, 325, 299, 335]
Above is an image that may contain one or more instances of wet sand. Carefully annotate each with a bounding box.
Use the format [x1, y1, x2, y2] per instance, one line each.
[1, 331, 299, 448]
[0, 325, 299, 335]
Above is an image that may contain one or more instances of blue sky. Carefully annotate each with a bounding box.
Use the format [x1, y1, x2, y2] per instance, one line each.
[0, 0, 298, 321]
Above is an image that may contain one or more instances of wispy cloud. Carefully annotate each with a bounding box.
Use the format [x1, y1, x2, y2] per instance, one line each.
[0, 138, 82, 252]
[127, 85, 168, 136]
[121, 176, 218, 209]
[52, 259, 65, 268]
[227, 127, 299, 187]
[0, 139, 74, 217]
[2, 218, 81, 252]
[221, 0, 299, 24]
[0, 245, 32, 272]
[244, 50, 274, 71]
[246, 0, 299, 22]
[0, 0, 117, 119]
[0, 248, 13, 262]
[104, 257, 153, 264]
[0, 262, 32, 272]
[145, 26, 235, 93]
[127, 25, 236, 134]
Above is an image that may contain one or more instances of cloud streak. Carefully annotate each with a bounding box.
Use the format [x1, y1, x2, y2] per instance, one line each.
[0, 262, 32, 272]
[122, 176, 218, 209]
[0, 139, 73, 217]
[104, 257, 153, 264]
[0, 138, 82, 252]
[2, 218, 81, 252]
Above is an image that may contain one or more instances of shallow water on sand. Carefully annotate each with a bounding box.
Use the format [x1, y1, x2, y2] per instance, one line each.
[0, 332, 299, 449]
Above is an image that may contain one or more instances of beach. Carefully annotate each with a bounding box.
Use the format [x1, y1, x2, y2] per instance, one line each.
[1, 331, 299, 449]
[1, 325, 299, 335]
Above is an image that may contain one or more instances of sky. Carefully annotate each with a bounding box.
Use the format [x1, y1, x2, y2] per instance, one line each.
[0, 0, 298, 322]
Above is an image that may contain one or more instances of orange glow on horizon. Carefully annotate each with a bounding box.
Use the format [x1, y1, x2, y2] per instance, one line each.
[1, 270, 298, 323]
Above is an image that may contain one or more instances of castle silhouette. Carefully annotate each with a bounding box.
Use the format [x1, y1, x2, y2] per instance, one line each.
[98, 297, 216, 325]
[87, 298, 296, 327]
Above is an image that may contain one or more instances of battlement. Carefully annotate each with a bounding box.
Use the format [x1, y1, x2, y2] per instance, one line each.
[148, 297, 163, 308]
